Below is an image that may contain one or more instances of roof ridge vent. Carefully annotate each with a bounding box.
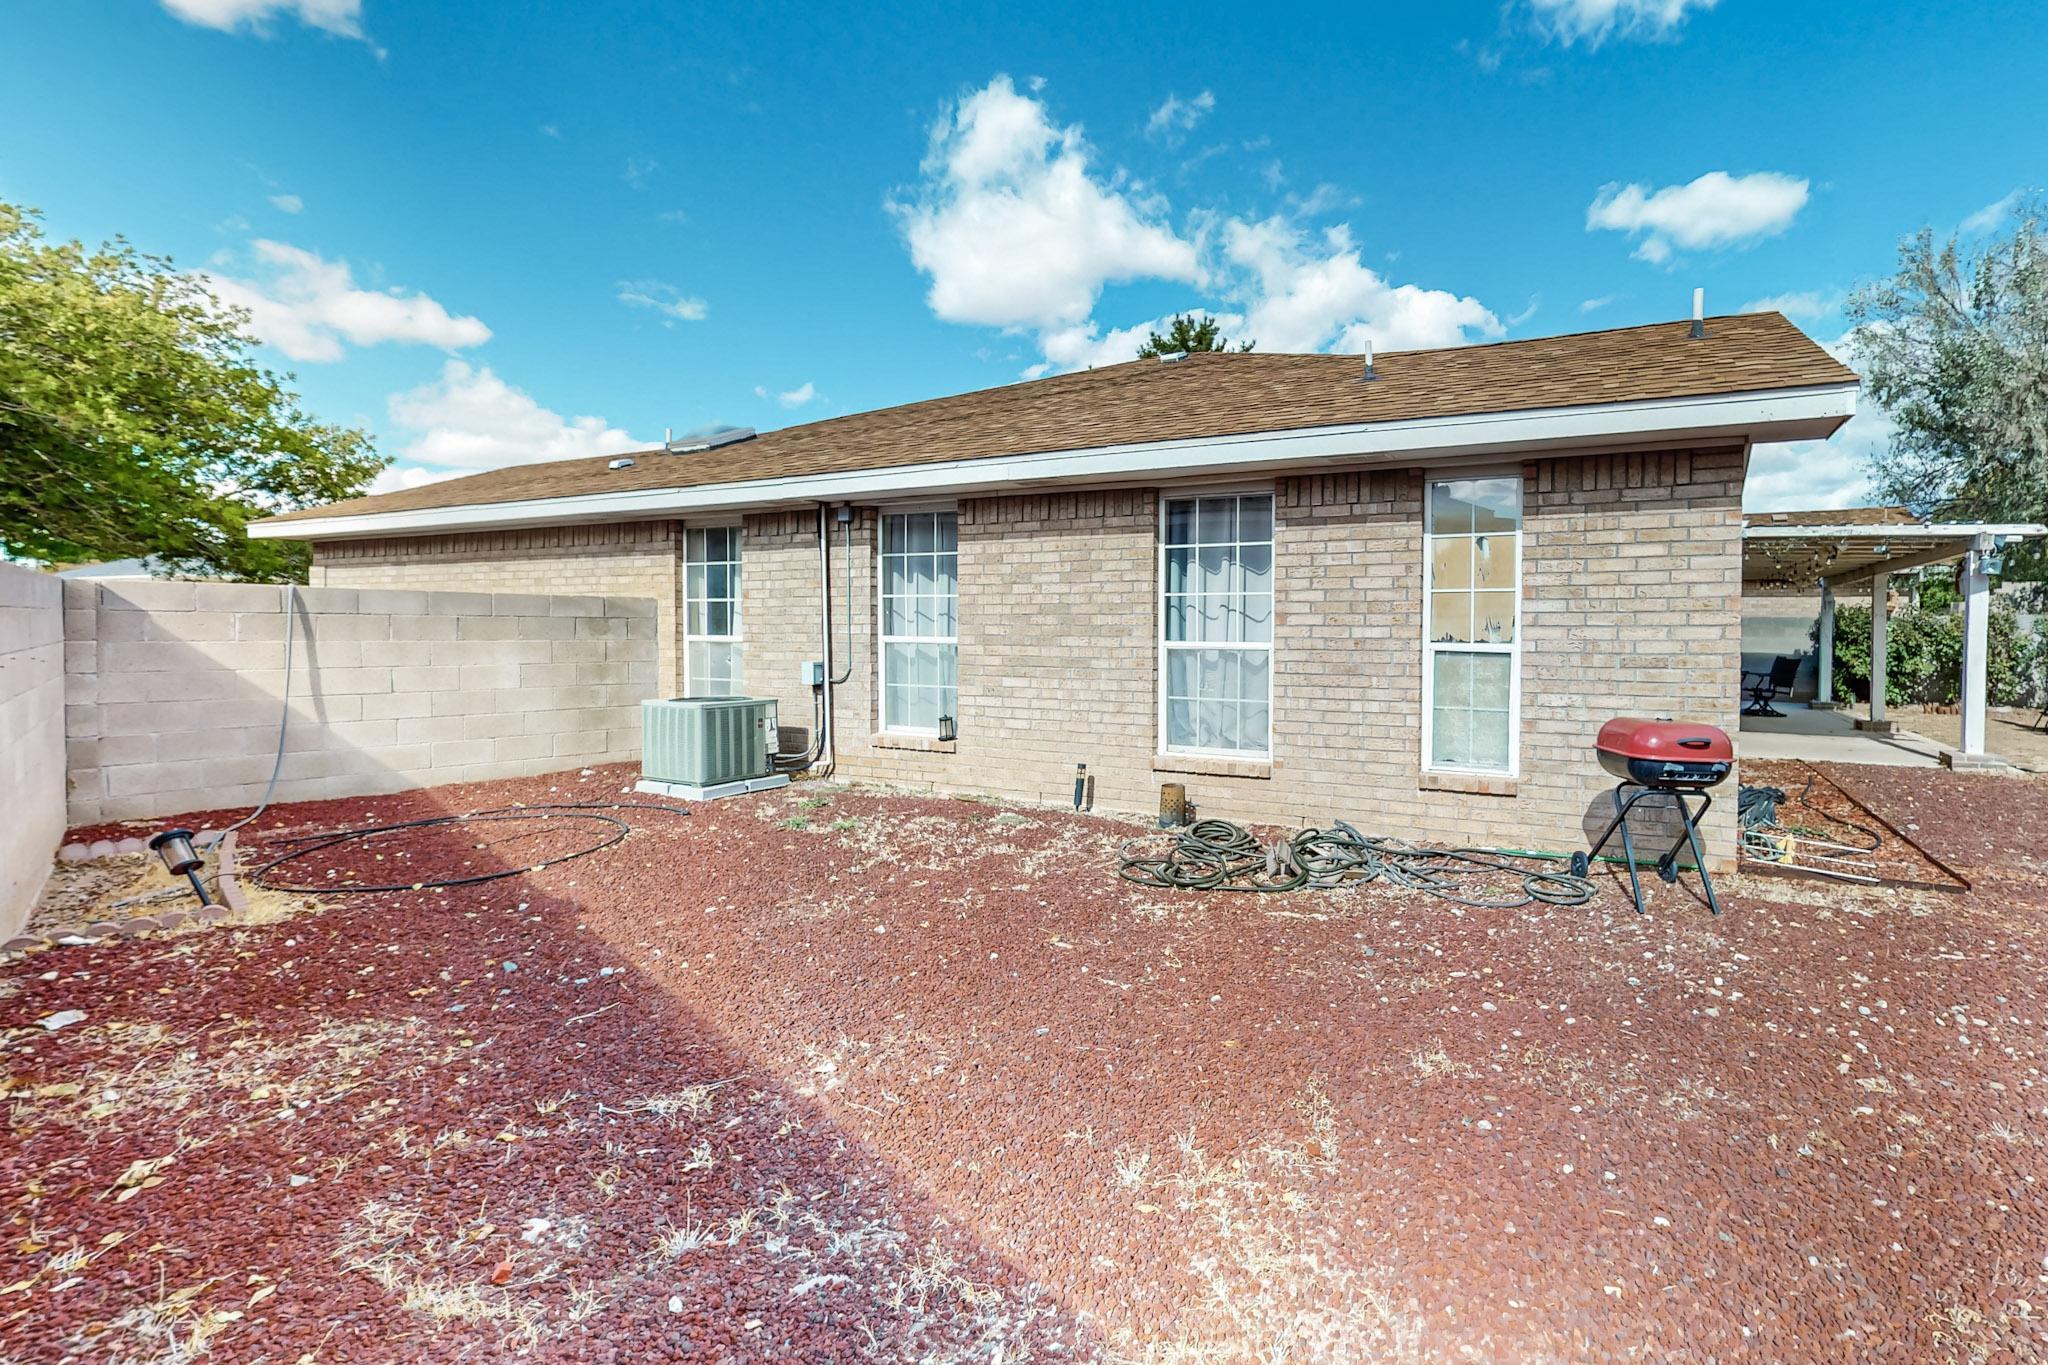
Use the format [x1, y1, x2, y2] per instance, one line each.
[664, 425, 756, 454]
[1155, 350, 1189, 364]
[608, 457, 636, 471]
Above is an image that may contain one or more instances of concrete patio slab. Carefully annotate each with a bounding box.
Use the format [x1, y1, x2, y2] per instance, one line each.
[1738, 701, 1947, 767]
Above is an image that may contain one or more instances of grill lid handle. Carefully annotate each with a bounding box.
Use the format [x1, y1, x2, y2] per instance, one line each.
[1677, 737, 1712, 749]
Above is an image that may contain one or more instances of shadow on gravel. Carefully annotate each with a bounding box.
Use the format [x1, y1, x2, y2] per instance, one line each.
[1, 772, 1089, 1362]
[23, 760, 2048, 1364]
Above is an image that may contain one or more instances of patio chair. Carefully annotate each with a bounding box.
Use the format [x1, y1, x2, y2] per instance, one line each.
[1741, 655, 1800, 718]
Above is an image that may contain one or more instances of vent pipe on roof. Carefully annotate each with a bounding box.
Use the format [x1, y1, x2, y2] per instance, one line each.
[1689, 287, 1705, 339]
[1361, 339, 1377, 382]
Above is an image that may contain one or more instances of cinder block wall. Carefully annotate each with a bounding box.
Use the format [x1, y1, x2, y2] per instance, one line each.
[796, 446, 1745, 866]
[0, 564, 67, 936]
[313, 522, 684, 696]
[64, 580, 658, 825]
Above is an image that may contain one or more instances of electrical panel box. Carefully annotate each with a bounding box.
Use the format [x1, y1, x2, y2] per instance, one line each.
[799, 660, 826, 687]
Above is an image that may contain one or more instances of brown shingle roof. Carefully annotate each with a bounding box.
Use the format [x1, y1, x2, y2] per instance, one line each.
[1744, 506, 1920, 528]
[263, 311, 1855, 527]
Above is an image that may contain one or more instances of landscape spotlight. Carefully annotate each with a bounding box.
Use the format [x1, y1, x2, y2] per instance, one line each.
[148, 828, 215, 907]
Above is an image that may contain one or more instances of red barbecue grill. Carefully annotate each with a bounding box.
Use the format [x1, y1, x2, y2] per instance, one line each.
[1570, 717, 1733, 914]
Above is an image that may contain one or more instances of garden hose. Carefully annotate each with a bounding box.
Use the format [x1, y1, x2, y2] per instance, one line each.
[1740, 774, 1882, 852]
[1118, 818, 1596, 908]
[248, 800, 691, 893]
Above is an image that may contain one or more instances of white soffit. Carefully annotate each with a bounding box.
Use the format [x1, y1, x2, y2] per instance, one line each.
[255, 382, 1857, 541]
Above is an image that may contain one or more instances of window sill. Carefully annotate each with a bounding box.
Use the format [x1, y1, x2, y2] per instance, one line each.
[1152, 753, 1274, 780]
[872, 733, 956, 754]
[1419, 770, 1518, 797]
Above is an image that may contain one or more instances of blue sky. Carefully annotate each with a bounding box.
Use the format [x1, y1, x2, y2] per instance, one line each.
[4, 1, 2042, 509]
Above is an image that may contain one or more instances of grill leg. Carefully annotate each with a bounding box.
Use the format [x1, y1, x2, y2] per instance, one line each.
[1615, 790, 1648, 914]
[1583, 783, 1653, 914]
[1678, 790, 1720, 915]
[1581, 783, 1720, 916]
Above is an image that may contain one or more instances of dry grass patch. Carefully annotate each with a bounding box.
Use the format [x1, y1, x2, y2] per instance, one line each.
[1106, 1079, 1426, 1363]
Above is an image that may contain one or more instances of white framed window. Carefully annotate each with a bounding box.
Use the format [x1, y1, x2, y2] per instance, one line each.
[683, 526, 743, 696]
[1422, 475, 1521, 774]
[878, 509, 957, 734]
[1159, 491, 1274, 756]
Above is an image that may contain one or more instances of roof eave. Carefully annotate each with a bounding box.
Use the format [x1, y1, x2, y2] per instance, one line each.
[253, 381, 1858, 542]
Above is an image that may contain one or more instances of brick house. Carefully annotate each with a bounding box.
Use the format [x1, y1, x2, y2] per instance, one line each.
[254, 313, 1857, 865]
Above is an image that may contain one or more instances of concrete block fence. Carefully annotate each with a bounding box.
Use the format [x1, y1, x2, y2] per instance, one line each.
[61, 579, 660, 826]
[0, 564, 67, 937]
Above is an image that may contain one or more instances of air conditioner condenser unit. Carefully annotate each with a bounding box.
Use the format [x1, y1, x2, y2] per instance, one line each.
[635, 696, 791, 800]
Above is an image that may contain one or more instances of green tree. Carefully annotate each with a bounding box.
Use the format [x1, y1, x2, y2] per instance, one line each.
[1135, 313, 1255, 358]
[1848, 201, 2048, 574]
[0, 201, 384, 581]
[1819, 600, 2044, 708]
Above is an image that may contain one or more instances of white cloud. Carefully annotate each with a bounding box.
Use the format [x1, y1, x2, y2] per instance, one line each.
[892, 75, 1201, 335]
[367, 464, 461, 495]
[387, 361, 646, 473]
[623, 156, 658, 190]
[753, 381, 818, 408]
[1033, 315, 1212, 374]
[1288, 182, 1357, 217]
[616, 280, 708, 322]
[1145, 90, 1215, 141]
[161, 0, 364, 38]
[1222, 217, 1502, 353]
[1587, 170, 1809, 263]
[207, 240, 491, 362]
[1740, 289, 1844, 322]
[1960, 188, 2025, 236]
[1526, 0, 1717, 47]
[1580, 294, 1616, 313]
[1743, 332, 1888, 512]
[894, 76, 1500, 374]
[268, 193, 303, 214]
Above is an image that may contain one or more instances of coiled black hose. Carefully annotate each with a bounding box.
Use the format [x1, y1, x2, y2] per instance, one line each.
[1119, 818, 1596, 908]
[249, 800, 691, 893]
[1739, 774, 1881, 851]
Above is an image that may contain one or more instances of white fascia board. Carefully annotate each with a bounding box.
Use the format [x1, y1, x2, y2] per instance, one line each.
[1744, 522, 2047, 540]
[255, 382, 1857, 541]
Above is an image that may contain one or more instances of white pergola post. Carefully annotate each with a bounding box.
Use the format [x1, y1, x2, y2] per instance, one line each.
[1815, 581, 1836, 707]
[1959, 537, 1991, 757]
[1866, 572, 1889, 729]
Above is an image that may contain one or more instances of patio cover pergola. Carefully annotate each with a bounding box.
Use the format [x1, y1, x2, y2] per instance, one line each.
[1743, 507, 2046, 763]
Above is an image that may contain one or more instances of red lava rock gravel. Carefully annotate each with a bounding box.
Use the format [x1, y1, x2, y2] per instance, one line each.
[5, 761, 2048, 1361]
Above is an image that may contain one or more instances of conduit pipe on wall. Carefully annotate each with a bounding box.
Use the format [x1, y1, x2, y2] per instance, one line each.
[776, 503, 856, 778]
[774, 505, 856, 777]
[816, 502, 836, 776]
[831, 504, 855, 687]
